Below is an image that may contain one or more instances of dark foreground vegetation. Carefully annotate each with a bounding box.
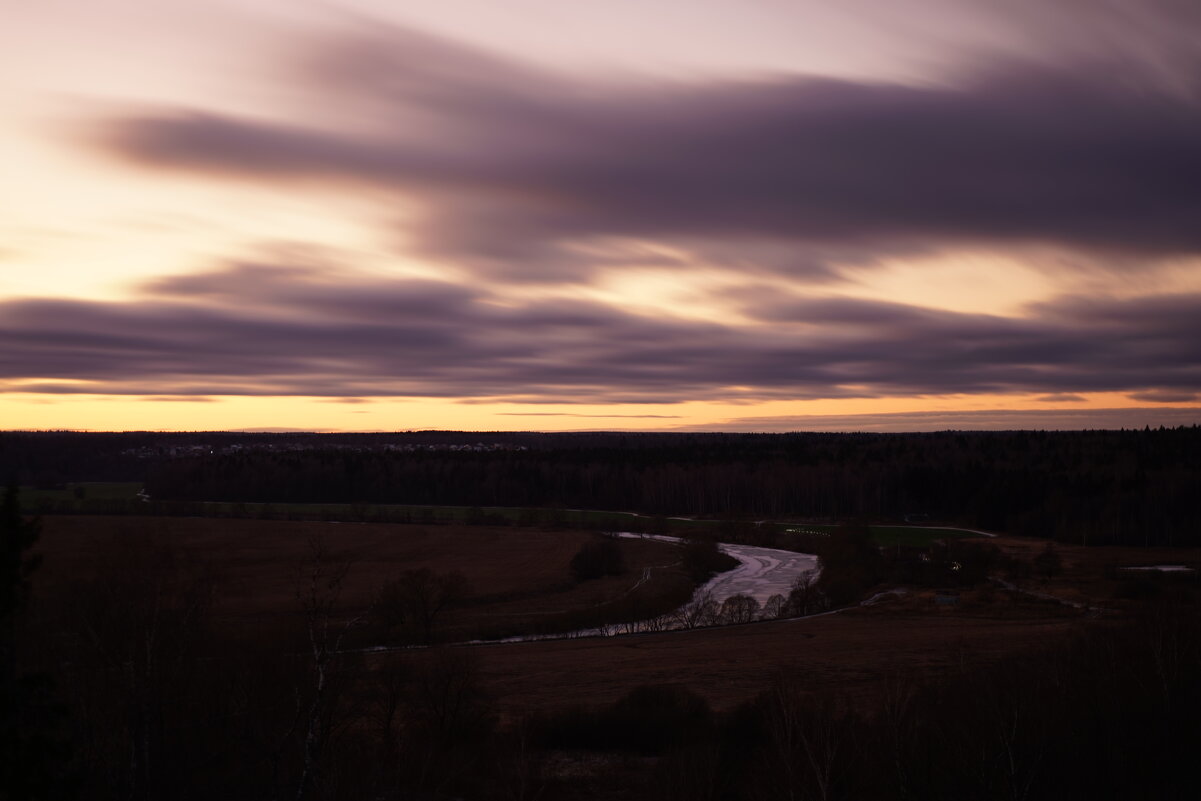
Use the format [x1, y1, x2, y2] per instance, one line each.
[1, 481, 1199, 799]
[4, 427, 1199, 545]
[527, 598, 1201, 801]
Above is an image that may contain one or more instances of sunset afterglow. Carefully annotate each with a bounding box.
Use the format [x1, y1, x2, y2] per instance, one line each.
[4, 0, 1199, 431]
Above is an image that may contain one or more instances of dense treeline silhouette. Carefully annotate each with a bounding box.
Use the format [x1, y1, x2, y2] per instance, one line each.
[145, 428, 1198, 545]
[4, 427, 1200, 544]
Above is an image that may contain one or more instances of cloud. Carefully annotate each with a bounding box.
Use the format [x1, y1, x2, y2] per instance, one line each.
[91, 11, 1201, 282]
[139, 395, 219, 403]
[496, 413, 683, 419]
[675, 407, 1201, 433]
[1128, 390, 1199, 403]
[28, 5, 1201, 412]
[2, 263, 1199, 403]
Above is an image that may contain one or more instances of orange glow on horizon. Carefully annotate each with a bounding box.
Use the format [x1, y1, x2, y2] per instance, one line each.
[1, 392, 1196, 433]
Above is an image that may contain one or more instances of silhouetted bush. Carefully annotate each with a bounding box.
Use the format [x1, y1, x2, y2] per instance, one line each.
[680, 535, 737, 581]
[569, 537, 624, 582]
[816, 523, 883, 605]
[1113, 576, 1162, 599]
[530, 683, 713, 755]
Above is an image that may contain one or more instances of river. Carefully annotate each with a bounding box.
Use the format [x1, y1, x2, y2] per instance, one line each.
[462, 534, 819, 644]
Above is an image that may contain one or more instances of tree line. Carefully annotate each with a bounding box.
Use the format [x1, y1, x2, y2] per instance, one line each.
[4, 428, 1200, 545]
[135, 427, 1201, 546]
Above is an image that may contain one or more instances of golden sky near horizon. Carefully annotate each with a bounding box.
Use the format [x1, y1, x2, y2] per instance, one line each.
[3, 0, 1200, 432]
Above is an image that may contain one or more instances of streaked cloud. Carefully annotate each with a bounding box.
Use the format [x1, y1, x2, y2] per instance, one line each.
[1, 264, 1197, 404]
[93, 14, 1201, 285]
[497, 413, 683, 419]
[1128, 390, 1199, 404]
[678, 407, 1201, 433]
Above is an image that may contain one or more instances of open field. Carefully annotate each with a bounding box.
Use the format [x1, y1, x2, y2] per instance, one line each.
[29, 516, 694, 644]
[22, 481, 143, 504]
[23, 491, 704, 533]
[28, 515, 1198, 719]
[384, 530, 1199, 720]
[455, 600, 1083, 720]
[23, 485, 979, 548]
[985, 534, 1201, 609]
[31, 515, 1173, 713]
[782, 522, 978, 547]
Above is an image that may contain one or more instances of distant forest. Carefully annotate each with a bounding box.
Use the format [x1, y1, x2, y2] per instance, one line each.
[2, 427, 1199, 546]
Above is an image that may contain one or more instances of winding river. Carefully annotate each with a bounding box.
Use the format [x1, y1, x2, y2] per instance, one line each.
[463, 534, 819, 644]
[618, 533, 819, 606]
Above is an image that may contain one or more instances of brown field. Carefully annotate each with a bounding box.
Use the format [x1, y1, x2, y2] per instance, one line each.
[401, 533, 1199, 720]
[29, 518, 1198, 726]
[29, 516, 692, 644]
[987, 534, 1201, 607]
[458, 604, 1081, 720]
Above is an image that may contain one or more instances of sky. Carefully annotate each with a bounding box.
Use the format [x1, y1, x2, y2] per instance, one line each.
[2, 0, 1200, 432]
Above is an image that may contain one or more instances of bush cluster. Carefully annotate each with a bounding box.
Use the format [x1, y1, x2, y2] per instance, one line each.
[569, 537, 625, 582]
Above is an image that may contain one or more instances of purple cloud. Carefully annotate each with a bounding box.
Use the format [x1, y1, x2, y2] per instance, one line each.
[2, 264, 1199, 402]
[91, 15, 1201, 281]
[675, 407, 1201, 433]
[1128, 390, 1199, 403]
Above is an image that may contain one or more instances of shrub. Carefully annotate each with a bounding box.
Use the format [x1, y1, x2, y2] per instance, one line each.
[569, 537, 624, 582]
[680, 535, 738, 581]
[530, 683, 713, 755]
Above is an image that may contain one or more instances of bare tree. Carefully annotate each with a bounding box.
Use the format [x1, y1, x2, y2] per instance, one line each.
[879, 671, 918, 800]
[720, 594, 760, 625]
[673, 590, 719, 629]
[1032, 543, 1062, 582]
[787, 570, 821, 617]
[376, 569, 469, 645]
[293, 536, 367, 801]
[979, 677, 1045, 801]
[1, 481, 41, 717]
[404, 648, 496, 795]
[69, 529, 215, 801]
[499, 718, 547, 801]
[762, 675, 844, 801]
[762, 594, 786, 620]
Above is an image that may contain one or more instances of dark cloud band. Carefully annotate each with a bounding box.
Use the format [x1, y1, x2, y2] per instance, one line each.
[93, 16, 1201, 282]
[2, 264, 1198, 403]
